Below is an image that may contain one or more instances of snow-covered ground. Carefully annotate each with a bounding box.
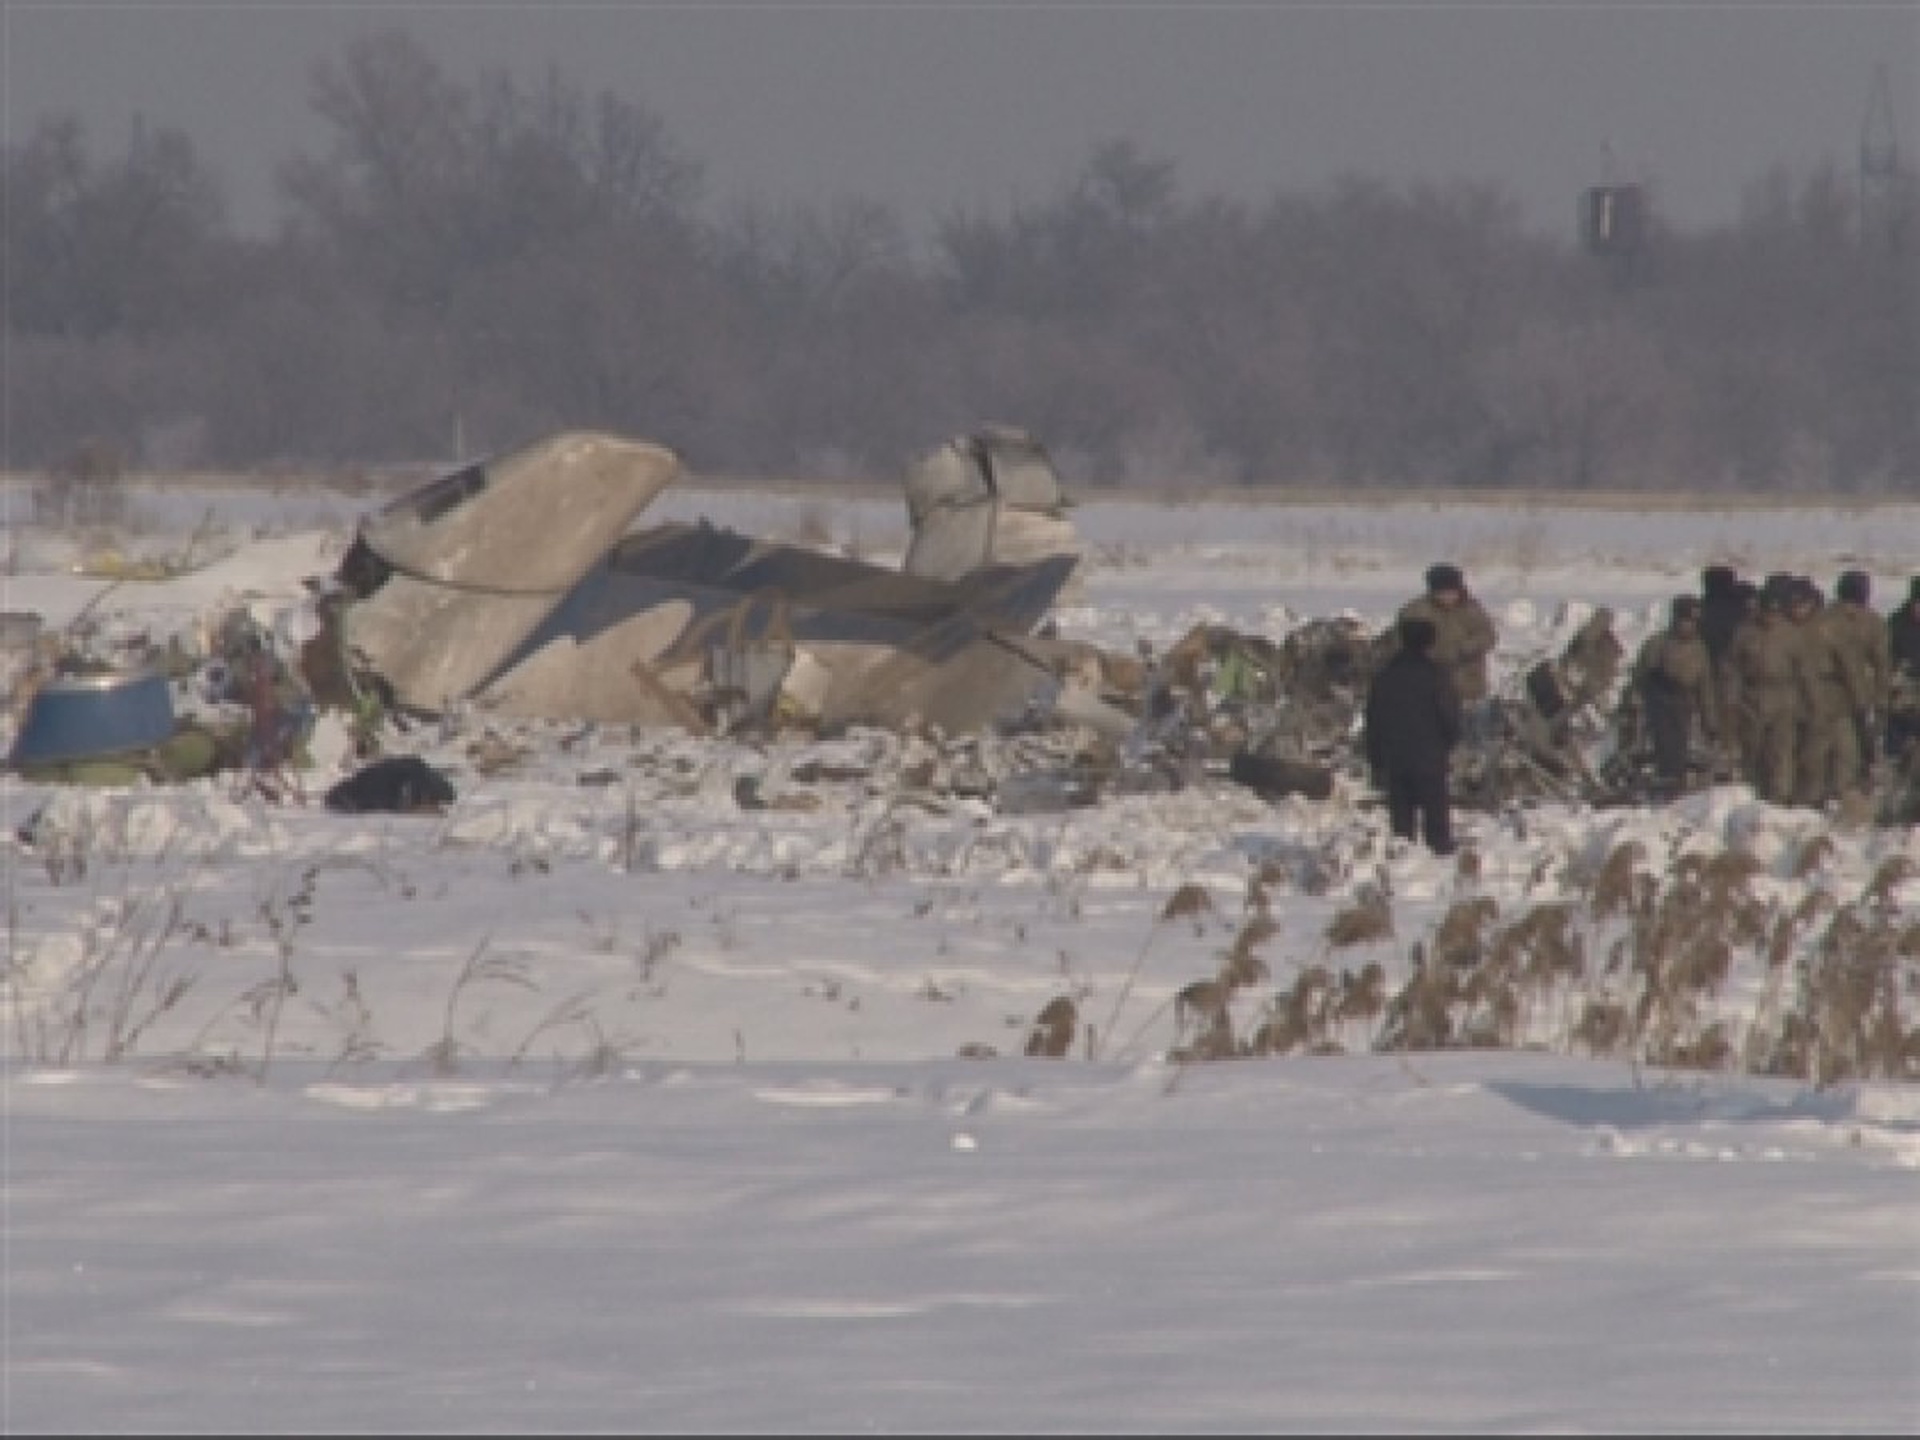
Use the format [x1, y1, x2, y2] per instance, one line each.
[4, 479, 1918, 1434]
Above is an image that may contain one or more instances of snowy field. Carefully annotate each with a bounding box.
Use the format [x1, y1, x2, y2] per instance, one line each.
[4, 478, 1919, 1434]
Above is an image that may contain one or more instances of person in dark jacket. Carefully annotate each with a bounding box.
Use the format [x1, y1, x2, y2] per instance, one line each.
[1364, 615, 1462, 855]
[1699, 565, 1744, 667]
[1890, 577, 1920, 677]
[1886, 578, 1920, 762]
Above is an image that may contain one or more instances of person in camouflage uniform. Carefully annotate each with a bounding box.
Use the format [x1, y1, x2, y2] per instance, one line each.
[1723, 586, 1810, 805]
[1827, 570, 1891, 785]
[1396, 563, 1498, 737]
[1559, 606, 1625, 709]
[1631, 595, 1721, 798]
[1787, 578, 1869, 810]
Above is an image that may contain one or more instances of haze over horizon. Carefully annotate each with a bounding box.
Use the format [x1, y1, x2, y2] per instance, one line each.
[6, 2, 1915, 244]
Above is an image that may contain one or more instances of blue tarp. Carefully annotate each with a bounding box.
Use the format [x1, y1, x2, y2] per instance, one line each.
[8, 670, 175, 767]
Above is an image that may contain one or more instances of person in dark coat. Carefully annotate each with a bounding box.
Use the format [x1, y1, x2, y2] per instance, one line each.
[1886, 578, 1920, 762]
[1698, 565, 1745, 669]
[1364, 615, 1462, 855]
[1890, 577, 1920, 678]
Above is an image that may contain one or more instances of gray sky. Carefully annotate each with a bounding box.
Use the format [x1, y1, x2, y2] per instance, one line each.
[6, 1, 1916, 243]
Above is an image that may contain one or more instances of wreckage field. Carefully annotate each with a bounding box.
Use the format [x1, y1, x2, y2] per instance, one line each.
[7, 443, 1920, 1080]
[6, 454, 1920, 1433]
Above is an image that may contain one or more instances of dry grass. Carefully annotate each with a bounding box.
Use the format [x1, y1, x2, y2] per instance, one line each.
[1163, 909, 1286, 1062]
[1863, 855, 1916, 908]
[1378, 947, 1458, 1052]
[1093, 881, 1220, 1061]
[1587, 840, 1649, 921]
[1161, 882, 1214, 923]
[1170, 979, 1236, 1060]
[1572, 998, 1631, 1056]
[1490, 902, 1583, 985]
[1247, 965, 1334, 1057]
[1222, 914, 1277, 986]
[1790, 835, 1839, 880]
[1024, 995, 1079, 1059]
[1430, 897, 1500, 969]
[1326, 885, 1393, 947]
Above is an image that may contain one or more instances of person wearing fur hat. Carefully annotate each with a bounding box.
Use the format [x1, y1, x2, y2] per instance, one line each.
[1364, 615, 1462, 855]
[1394, 562, 1498, 743]
[1631, 594, 1721, 798]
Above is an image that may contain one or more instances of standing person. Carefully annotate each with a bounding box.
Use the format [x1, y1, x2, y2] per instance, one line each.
[1698, 564, 1745, 726]
[1828, 570, 1891, 784]
[1723, 587, 1810, 805]
[1698, 565, 1745, 668]
[1631, 595, 1721, 799]
[1886, 579, 1920, 763]
[1364, 616, 1462, 856]
[1890, 579, 1920, 676]
[1788, 578, 1866, 810]
[1396, 562, 1498, 740]
[1716, 580, 1761, 774]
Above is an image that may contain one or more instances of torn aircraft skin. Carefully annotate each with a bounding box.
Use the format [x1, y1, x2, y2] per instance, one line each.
[340, 431, 1084, 735]
[477, 521, 1081, 734]
[341, 432, 680, 712]
[902, 425, 1080, 584]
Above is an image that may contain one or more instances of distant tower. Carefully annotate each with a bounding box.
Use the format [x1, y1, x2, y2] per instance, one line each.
[1859, 63, 1906, 253]
[1581, 141, 1647, 273]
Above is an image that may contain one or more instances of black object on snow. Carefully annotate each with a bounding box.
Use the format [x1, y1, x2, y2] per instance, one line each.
[1227, 750, 1335, 802]
[324, 756, 457, 815]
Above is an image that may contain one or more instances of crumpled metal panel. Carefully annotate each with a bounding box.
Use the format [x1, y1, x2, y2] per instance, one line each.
[903, 428, 1077, 583]
[360, 431, 678, 590]
[344, 429, 1082, 734]
[344, 432, 679, 711]
[475, 520, 1079, 733]
[343, 575, 562, 715]
[982, 432, 1068, 514]
[902, 441, 998, 582]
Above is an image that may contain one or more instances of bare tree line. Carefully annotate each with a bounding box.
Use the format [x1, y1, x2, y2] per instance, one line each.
[5, 27, 1915, 493]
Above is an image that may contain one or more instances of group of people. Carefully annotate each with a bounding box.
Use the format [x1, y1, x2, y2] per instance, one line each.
[1631, 567, 1920, 810]
[1362, 559, 1920, 855]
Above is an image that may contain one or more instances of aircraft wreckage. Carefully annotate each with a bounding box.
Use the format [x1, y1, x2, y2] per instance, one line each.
[328, 430, 1723, 815]
[22, 425, 1909, 820]
[335, 428, 1117, 739]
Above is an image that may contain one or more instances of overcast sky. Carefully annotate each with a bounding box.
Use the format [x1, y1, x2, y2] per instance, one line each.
[6, 2, 1915, 244]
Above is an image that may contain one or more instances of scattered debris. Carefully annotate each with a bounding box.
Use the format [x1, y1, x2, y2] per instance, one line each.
[10, 431, 1911, 831]
[323, 755, 457, 815]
